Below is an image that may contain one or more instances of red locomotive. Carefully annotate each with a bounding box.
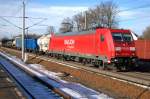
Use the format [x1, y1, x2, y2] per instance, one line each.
[48, 28, 137, 70]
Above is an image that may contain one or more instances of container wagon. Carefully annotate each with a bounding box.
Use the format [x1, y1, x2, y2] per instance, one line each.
[1, 39, 13, 48]
[15, 37, 22, 49]
[135, 40, 150, 61]
[48, 28, 137, 70]
[15, 37, 39, 52]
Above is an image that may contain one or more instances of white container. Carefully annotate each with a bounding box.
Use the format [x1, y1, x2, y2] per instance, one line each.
[37, 34, 51, 53]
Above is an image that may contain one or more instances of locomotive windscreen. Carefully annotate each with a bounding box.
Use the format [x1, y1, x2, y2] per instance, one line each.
[112, 33, 133, 42]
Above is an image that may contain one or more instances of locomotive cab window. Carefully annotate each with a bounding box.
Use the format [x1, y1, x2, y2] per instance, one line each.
[112, 33, 122, 41]
[123, 34, 133, 42]
[100, 35, 105, 42]
[112, 33, 133, 42]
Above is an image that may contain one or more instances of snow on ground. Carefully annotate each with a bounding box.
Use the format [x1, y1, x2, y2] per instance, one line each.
[28, 64, 113, 99]
[0, 51, 113, 99]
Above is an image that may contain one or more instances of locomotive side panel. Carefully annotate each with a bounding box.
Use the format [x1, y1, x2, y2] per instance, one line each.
[96, 29, 115, 62]
[49, 31, 97, 57]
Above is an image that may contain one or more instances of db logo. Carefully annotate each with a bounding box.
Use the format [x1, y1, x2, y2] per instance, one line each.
[64, 40, 75, 45]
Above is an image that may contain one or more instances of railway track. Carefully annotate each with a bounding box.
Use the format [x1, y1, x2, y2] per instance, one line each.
[1, 47, 150, 98]
[118, 72, 150, 81]
[1, 47, 150, 87]
[0, 55, 62, 99]
[29, 54, 150, 87]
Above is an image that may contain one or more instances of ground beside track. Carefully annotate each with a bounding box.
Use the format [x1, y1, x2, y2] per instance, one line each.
[0, 64, 25, 99]
[1, 47, 150, 99]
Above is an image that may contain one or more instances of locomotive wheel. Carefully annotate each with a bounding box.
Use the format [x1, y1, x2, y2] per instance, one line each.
[124, 63, 137, 71]
[82, 59, 87, 65]
[115, 64, 124, 71]
[117, 65, 131, 72]
[106, 63, 118, 71]
[117, 66, 123, 71]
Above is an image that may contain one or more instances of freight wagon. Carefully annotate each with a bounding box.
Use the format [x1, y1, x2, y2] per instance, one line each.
[135, 40, 150, 61]
[49, 28, 137, 70]
[1, 39, 13, 48]
[37, 34, 51, 53]
[15, 37, 39, 52]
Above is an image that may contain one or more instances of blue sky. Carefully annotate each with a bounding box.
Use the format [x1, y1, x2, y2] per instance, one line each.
[29, 0, 101, 6]
[0, 0, 150, 38]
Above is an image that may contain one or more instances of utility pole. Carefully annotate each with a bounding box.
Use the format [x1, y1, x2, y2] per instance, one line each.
[22, 1, 25, 61]
[84, 11, 87, 30]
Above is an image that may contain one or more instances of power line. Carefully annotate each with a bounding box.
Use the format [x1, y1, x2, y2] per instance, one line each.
[0, 16, 22, 18]
[26, 18, 47, 29]
[0, 17, 22, 29]
[0, 16, 47, 29]
[118, 4, 150, 13]
[0, 24, 7, 27]
[0, 16, 47, 19]
[11, 4, 23, 17]
[119, 15, 150, 22]
[27, 17, 48, 20]
[116, 0, 140, 6]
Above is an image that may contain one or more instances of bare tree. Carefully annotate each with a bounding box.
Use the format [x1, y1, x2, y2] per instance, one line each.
[142, 26, 150, 39]
[78, 1, 118, 30]
[59, 17, 73, 33]
[96, 1, 118, 28]
[47, 26, 55, 34]
[73, 12, 85, 31]
[60, 1, 118, 32]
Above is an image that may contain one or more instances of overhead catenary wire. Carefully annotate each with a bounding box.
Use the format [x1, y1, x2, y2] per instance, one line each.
[25, 18, 47, 29]
[118, 3, 150, 13]
[0, 24, 7, 26]
[11, 4, 23, 17]
[0, 16, 47, 20]
[117, 3, 150, 23]
[0, 17, 22, 29]
[0, 0, 47, 30]
[119, 15, 150, 22]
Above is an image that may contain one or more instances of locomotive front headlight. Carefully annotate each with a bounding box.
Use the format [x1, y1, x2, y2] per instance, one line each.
[115, 47, 121, 51]
[130, 47, 135, 51]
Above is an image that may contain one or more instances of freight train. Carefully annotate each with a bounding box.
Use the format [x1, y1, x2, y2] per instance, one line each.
[2, 28, 147, 70]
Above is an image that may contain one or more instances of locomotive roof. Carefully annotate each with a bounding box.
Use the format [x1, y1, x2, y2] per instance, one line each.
[54, 28, 130, 36]
[54, 29, 96, 36]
